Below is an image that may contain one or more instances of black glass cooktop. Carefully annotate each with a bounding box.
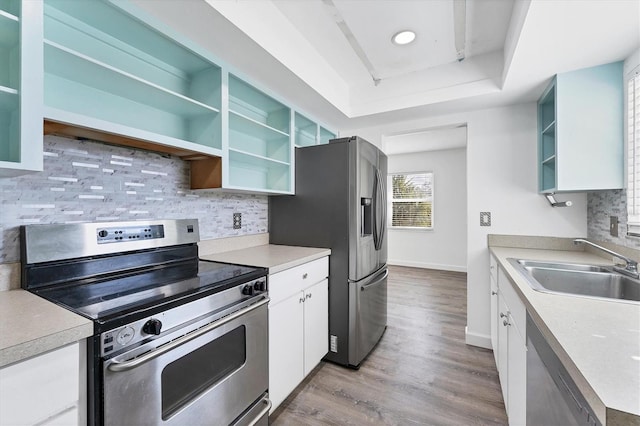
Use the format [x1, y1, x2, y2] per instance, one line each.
[32, 260, 265, 322]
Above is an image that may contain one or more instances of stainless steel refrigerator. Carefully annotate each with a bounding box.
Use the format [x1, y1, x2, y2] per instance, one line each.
[269, 136, 387, 368]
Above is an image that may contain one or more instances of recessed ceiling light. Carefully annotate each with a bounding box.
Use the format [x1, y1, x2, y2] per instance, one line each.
[392, 30, 416, 45]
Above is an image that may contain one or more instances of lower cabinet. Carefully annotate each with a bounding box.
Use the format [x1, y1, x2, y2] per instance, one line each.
[0, 342, 85, 426]
[268, 257, 329, 412]
[490, 256, 527, 426]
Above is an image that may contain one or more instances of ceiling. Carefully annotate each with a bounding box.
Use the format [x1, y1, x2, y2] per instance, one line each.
[133, 0, 640, 130]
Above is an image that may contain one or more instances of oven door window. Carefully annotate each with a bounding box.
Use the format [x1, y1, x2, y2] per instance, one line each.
[161, 325, 246, 419]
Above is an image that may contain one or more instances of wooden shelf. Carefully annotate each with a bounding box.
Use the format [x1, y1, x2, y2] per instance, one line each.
[229, 110, 288, 139]
[541, 155, 556, 165]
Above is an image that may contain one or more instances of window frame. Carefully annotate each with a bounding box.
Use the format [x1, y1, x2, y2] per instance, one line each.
[387, 171, 434, 231]
[626, 63, 640, 236]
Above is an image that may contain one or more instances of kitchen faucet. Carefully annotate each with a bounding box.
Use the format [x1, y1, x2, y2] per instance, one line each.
[573, 239, 639, 278]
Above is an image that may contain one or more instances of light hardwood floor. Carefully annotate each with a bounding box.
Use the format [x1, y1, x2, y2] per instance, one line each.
[270, 265, 508, 425]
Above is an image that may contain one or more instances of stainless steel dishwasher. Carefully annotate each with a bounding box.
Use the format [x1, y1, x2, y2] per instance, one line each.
[526, 315, 601, 426]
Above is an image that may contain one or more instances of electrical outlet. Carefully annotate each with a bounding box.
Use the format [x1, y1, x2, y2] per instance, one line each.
[610, 216, 618, 237]
[480, 212, 491, 227]
[233, 213, 242, 229]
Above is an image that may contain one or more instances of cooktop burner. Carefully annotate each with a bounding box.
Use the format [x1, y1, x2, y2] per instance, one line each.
[33, 260, 261, 321]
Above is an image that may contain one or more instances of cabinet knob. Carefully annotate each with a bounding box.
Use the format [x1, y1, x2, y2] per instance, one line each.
[491, 291, 497, 296]
[503, 319, 511, 327]
[499, 312, 507, 318]
[303, 273, 308, 279]
[306, 293, 312, 299]
[299, 297, 305, 304]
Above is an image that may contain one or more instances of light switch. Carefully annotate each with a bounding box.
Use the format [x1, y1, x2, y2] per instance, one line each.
[480, 212, 491, 227]
[610, 216, 618, 237]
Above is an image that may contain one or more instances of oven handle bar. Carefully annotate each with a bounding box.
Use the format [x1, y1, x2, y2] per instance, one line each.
[107, 296, 270, 372]
[246, 397, 272, 426]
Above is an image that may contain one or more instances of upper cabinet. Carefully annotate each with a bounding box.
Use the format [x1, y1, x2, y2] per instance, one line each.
[294, 112, 336, 148]
[0, 0, 338, 193]
[0, 0, 42, 177]
[42, 0, 223, 157]
[538, 61, 624, 193]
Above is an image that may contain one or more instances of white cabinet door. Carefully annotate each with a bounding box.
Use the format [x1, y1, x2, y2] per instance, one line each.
[497, 295, 510, 412]
[303, 279, 328, 376]
[0, 343, 81, 426]
[268, 292, 305, 411]
[507, 319, 527, 425]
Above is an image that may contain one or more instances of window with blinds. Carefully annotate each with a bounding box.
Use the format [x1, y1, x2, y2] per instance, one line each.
[388, 172, 433, 229]
[626, 67, 640, 236]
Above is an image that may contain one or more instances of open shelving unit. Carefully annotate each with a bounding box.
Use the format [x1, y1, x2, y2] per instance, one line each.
[0, 0, 42, 176]
[227, 74, 292, 193]
[538, 79, 556, 192]
[42, 0, 222, 155]
[295, 113, 317, 147]
[319, 126, 336, 145]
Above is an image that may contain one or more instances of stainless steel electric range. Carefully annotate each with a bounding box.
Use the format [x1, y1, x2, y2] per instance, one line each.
[21, 219, 270, 426]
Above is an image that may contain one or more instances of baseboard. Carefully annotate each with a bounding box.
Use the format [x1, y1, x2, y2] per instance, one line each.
[465, 327, 492, 349]
[388, 259, 467, 273]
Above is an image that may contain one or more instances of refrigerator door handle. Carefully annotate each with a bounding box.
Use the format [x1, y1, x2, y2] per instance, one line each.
[372, 168, 380, 249]
[360, 269, 389, 291]
[378, 168, 386, 247]
[373, 168, 385, 251]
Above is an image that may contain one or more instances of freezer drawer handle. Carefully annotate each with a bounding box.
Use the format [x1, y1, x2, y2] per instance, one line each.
[107, 297, 270, 372]
[361, 269, 389, 291]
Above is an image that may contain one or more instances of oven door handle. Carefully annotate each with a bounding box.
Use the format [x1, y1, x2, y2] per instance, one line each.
[107, 296, 270, 372]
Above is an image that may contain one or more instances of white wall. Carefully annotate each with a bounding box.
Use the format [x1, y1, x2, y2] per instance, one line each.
[387, 148, 467, 272]
[344, 103, 588, 348]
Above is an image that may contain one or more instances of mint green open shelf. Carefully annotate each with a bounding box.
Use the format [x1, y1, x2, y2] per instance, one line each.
[320, 126, 336, 145]
[228, 149, 291, 193]
[294, 112, 316, 147]
[43, 0, 222, 151]
[0, 0, 19, 17]
[0, 11, 18, 91]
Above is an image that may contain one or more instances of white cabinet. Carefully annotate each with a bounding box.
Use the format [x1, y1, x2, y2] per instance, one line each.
[490, 258, 527, 426]
[0, 342, 85, 426]
[268, 256, 329, 412]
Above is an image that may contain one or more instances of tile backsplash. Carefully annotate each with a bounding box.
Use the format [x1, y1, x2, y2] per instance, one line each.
[0, 136, 268, 263]
[587, 189, 640, 249]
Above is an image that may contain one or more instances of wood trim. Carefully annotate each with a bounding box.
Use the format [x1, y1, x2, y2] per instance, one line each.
[190, 157, 222, 189]
[43, 120, 223, 190]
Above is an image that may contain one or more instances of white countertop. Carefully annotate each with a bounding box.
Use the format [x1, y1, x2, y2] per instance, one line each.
[201, 244, 331, 274]
[0, 290, 93, 368]
[490, 247, 640, 425]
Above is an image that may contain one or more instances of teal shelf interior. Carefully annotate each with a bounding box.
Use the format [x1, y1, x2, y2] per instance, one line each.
[44, 0, 222, 110]
[541, 131, 555, 160]
[228, 149, 290, 192]
[541, 157, 556, 192]
[319, 126, 336, 145]
[0, 103, 19, 162]
[539, 86, 555, 131]
[0, 11, 19, 90]
[229, 112, 290, 163]
[0, 0, 19, 17]
[228, 75, 290, 134]
[295, 112, 317, 147]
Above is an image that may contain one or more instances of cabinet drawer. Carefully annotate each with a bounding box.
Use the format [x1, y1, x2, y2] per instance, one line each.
[269, 257, 329, 305]
[0, 343, 80, 425]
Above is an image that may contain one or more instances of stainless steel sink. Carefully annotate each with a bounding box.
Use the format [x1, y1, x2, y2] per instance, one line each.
[507, 258, 640, 303]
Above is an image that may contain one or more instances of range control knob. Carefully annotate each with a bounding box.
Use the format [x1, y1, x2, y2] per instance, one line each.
[242, 284, 255, 296]
[98, 230, 108, 238]
[142, 318, 162, 335]
[253, 280, 266, 292]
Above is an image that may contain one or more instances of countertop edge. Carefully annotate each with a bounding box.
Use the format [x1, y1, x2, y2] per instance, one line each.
[490, 246, 640, 423]
[0, 321, 93, 368]
[267, 249, 332, 274]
